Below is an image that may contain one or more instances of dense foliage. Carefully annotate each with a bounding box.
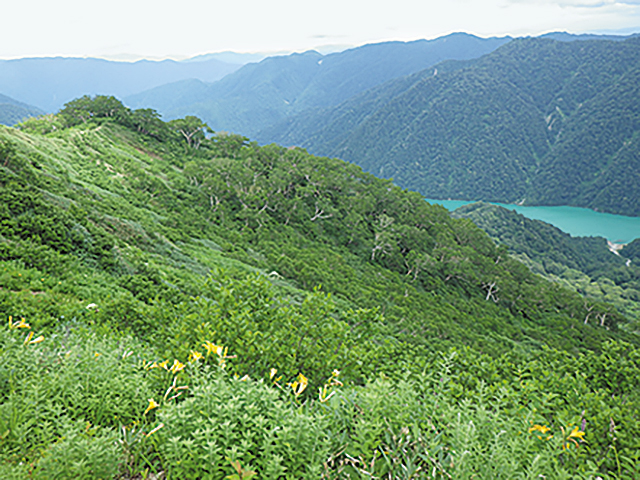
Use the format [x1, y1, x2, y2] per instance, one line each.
[259, 37, 640, 216]
[453, 202, 640, 329]
[0, 98, 638, 478]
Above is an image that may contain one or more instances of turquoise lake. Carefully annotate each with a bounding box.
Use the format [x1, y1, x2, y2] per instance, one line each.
[425, 199, 640, 244]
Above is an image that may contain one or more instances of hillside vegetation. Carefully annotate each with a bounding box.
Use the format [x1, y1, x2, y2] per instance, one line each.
[453, 202, 640, 326]
[0, 97, 638, 478]
[260, 37, 640, 216]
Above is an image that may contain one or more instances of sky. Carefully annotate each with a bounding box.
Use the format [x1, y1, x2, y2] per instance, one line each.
[2, 0, 639, 61]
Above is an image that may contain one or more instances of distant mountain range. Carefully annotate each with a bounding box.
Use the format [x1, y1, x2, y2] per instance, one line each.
[0, 93, 43, 126]
[258, 36, 640, 216]
[0, 57, 241, 113]
[124, 33, 513, 136]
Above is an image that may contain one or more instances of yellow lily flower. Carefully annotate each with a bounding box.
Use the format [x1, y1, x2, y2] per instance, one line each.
[528, 424, 551, 434]
[568, 426, 585, 440]
[189, 350, 203, 362]
[144, 398, 159, 415]
[12, 317, 30, 329]
[203, 340, 223, 356]
[170, 359, 185, 374]
[290, 373, 308, 397]
[29, 335, 44, 345]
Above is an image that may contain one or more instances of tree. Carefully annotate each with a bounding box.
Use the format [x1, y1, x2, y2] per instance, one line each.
[128, 108, 171, 141]
[59, 95, 129, 127]
[211, 132, 249, 159]
[168, 116, 211, 149]
[0, 139, 16, 167]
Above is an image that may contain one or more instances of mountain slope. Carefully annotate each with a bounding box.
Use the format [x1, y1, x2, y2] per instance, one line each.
[125, 33, 512, 136]
[260, 37, 640, 216]
[5, 97, 632, 356]
[0, 93, 44, 125]
[1, 98, 639, 477]
[453, 202, 640, 324]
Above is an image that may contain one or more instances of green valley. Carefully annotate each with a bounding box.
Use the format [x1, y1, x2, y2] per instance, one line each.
[0, 97, 639, 478]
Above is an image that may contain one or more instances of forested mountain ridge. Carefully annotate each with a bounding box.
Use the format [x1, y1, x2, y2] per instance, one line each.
[0, 97, 639, 478]
[125, 33, 512, 136]
[260, 37, 640, 216]
[0, 93, 43, 126]
[453, 202, 640, 325]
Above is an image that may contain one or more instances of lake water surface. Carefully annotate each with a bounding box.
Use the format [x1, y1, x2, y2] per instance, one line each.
[425, 199, 640, 244]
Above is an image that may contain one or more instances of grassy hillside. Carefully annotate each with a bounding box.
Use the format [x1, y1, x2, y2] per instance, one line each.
[261, 37, 640, 216]
[0, 98, 638, 478]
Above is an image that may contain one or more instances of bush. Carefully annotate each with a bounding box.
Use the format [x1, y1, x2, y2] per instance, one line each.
[154, 372, 330, 479]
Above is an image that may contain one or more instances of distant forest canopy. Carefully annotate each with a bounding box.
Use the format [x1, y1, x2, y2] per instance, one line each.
[257, 36, 640, 217]
[1, 96, 639, 478]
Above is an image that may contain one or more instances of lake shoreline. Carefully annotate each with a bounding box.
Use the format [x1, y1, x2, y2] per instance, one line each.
[426, 199, 640, 244]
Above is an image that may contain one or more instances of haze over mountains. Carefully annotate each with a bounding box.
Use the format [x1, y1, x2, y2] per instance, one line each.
[0, 56, 241, 113]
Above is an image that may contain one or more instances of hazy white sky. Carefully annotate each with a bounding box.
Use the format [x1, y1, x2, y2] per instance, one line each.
[2, 0, 639, 60]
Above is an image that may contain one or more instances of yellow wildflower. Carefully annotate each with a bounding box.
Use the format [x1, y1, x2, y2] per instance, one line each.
[528, 424, 551, 434]
[568, 426, 585, 440]
[169, 359, 185, 374]
[11, 317, 30, 329]
[270, 368, 278, 380]
[290, 373, 308, 397]
[23, 331, 34, 345]
[144, 398, 159, 415]
[561, 425, 586, 450]
[203, 340, 223, 356]
[29, 335, 44, 345]
[189, 350, 203, 362]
